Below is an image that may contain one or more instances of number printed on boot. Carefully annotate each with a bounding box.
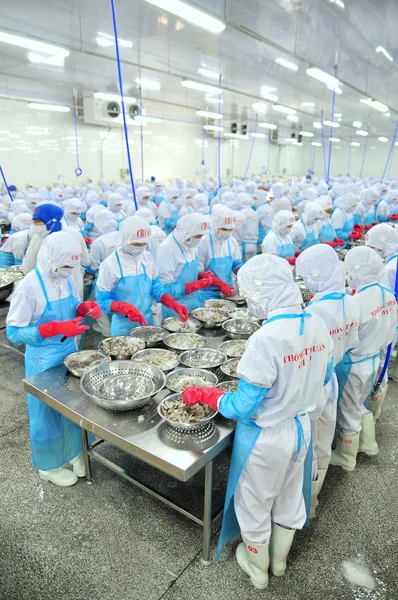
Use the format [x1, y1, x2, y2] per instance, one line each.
[338, 434, 352, 444]
[245, 545, 258, 554]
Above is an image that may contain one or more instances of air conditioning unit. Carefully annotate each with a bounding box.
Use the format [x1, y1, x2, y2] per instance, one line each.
[83, 96, 140, 127]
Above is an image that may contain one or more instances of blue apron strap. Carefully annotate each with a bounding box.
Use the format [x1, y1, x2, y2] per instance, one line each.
[227, 238, 231, 255]
[67, 278, 73, 296]
[266, 312, 311, 335]
[300, 217, 308, 234]
[209, 233, 216, 260]
[35, 267, 51, 309]
[115, 251, 125, 282]
[172, 233, 189, 263]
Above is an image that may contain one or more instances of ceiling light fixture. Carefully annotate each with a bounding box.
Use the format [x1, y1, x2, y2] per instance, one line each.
[351, 142, 360, 147]
[258, 122, 277, 130]
[260, 90, 278, 102]
[134, 116, 162, 123]
[306, 67, 340, 89]
[181, 79, 222, 94]
[135, 77, 161, 90]
[300, 131, 314, 137]
[28, 52, 65, 66]
[329, 86, 343, 95]
[260, 85, 277, 93]
[311, 141, 322, 146]
[97, 32, 133, 48]
[275, 57, 298, 71]
[382, 112, 391, 117]
[301, 102, 315, 107]
[144, 0, 226, 33]
[356, 130, 369, 136]
[378, 136, 388, 142]
[251, 132, 267, 138]
[360, 98, 389, 112]
[376, 46, 393, 62]
[353, 121, 362, 128]
[334, 113, 343, 117]
[252, 102, 268, 114]
[323, 120, 340, 127]
[205, 96, 224, 104]
[272, 105, 296, 115]
[94, 92, 137, 103]
[0, 31, 69, 57]
[287, 115, 299, 122]
[329, 137, 340, 142]
[330, 0, 345, 8]
[196, 110, 223, 119]
[203, 125, 223, 131]
[224, 133, 249, 140]
[197, 67, 220, 80]
[28, 103, 70, 112]
[313, 121, 322, 129]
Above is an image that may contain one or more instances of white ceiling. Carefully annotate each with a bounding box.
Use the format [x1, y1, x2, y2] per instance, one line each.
[0, 0, 397, 143]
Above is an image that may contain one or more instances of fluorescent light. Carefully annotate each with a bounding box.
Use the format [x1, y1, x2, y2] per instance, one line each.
[287, 115, 299, 122]
[275, 57, 298, 71]
[197, 67, 220, 80]
[28, 103, 70, 112]
[272, 105, 296, 115]
[382, 112, 391, 117]
[301, 102, 315, 107]
[134, 116, 162, 123]
[260, 90, 278, 102]
[258, 122, 277, 130]
[330, 0, 345, 7]
[356, 130, 369, 136]
[28, 52, 65, 66]
[203, 125, 223, 131]
[224, 133, 249, 140]
[378, 136, 388, 142]
[196, 110, 223, 119]
[313, 121, 322, 129]
[323, 120, 340, 127]
[311, 142, 322, 147]
[135, 77, 161, 91]
[330, 86, 343, 95]
[205, 96, 224, 104]
[306, 67, 340, 89]
[97, 32, 133, 48]
[181, 79, 222, 94]
[96, 36, 114, 47]
[300, 131, 314, 137]
[329, 137, 340, 142]
[395, 142, 398, 147]
[261, 85, 277, 93]
[94, 92, 137, 103]
[334, 113, 343, 117]
[360, 98, 389, 112]
[252, 102, 268, 114]
[351, 142, 360, 147]
[251, 132, 267, 138]
[0, 31, 69, 57]
[353, 120, 362, 128]
[376, 46, 393, 62]
[144, 0, 226, 33]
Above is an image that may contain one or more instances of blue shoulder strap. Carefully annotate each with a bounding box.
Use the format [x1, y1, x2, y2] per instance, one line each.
[115, 251, 125, 281]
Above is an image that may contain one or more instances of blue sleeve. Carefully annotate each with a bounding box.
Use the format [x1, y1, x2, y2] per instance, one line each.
[6, 324, 42, 346]
[324, 358, 334, 386]
[335, 228, 346, 239]
[151, 276, 166, 302]
[378, 215, 388, 223]
[85, 265, 98, 275]
[232, 259, 243, 272]
[14, 257, 23, 266]
[164, 218, 176, 229]
[9, 229, 16, 235]
[95, 289, 114, 314]
[84, 222, 93, 233]
[218, 378, 269, 420]
[163, 281, 186, 300]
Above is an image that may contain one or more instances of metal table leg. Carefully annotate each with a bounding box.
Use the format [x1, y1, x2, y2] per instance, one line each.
[81, 428, 92, 483]
[201, 460, 214, 564]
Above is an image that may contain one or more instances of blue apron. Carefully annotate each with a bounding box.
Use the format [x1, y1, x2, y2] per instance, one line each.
[162, 200, 179, 235]
[299, 218, 319, 251]
[162, 235, 201, 319]
[257, 224, 269, 246]
[271, 230, 295, 258]
[26, 268, 88, 471]
[216, 312, 312, 561]
[335, 208, 354, 247]
[198, 234, 233, 302]
[319, 221, 335, 243]
[111, 251, 154, 335]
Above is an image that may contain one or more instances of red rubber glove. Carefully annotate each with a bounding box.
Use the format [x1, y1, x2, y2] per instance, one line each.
[320, 241, 340, 249]
[38, 318, 89, 339]
[160, 294, 189, 322]
[295, 250, 302, 257]
[76, 301, 101, 319]
[181, 387, 224, 411]
[198, 271, 214, 279]
[335, 238, 345, 247]
[83, 237, 92, 246]
[211, 277, 234, 297]
[363, 225, 373, 231]
[349, 232, 363, 240]
[185, 278, 214, 295]
[110, 301, 148, 325]
[391, 215, 398, 221]
[285, 257, 296, 265]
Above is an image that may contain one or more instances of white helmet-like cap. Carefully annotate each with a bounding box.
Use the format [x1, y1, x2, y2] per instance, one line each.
[271, 182, 284, 199]
[37, 231, 82, 278]
[273, 210, 295, 236]
[303, 202, 323, 226]
[192, 193, 209, 214]
[94, 208, 118, 234]
[108, 193, 124, 212]
[65, 197, 83, 215]
[238, 254, 303, 319]
[236, 192, 253, 208]
[345, 246, 383, 289]
[120, 216, 152, 244]
[211, 205, 236, 231]
[335, 192, 358, 213]
[136, 187, 152, 203]
[135, 208, 155, 224]
[365, 223, 398, 259]
[174, 213, 209, 242]
[296, 244, 346, 293]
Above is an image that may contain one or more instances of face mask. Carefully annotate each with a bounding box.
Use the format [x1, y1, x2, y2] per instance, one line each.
[67, 213, 79, 222]
[124, 243, 147, 256]
[113, 205, 123, 212]
[216, 230, 233, 241]
[185, 237, 201, 248]
[55, 267, 73, 279]
[169, 197, 178, 205]
[30, 223, 48, 238]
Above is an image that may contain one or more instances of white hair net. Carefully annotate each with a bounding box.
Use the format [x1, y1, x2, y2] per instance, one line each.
[107, 193, 123, 212]
[119, 216, 152, 244]
[365, 223, 398, 259]
[362, 187, 379, 206]
[65, 197, 83, 216]
[345, 246, 383, 289]
[135, 208, 155, 224]
[11, 212, 32, 232]
[335, 193, 358, 213]
[37, 231, 82, 278]
[136, 187, 152, 203]
[253, 189, 268, 208]
[236, 192, 253, 208]
[94, 209, 118, 234]
[273, 210, 296, 236]
[211, 205, 236, 232]
[11, 200, 29, 216]
[296, 244, 346, 293]
[192, 193, 209, 214]
[238, 254, 303, 319]
[174, 214, 209, 242]
[302, 202, 323, 225]
[86, 190, 100, 207]
[26, 193, 39, 211]
[271, 182, 284, 199]
[50, 187, 64, 202]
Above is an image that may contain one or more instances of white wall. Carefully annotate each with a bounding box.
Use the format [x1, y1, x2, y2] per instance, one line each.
[0, 99, 397, 189]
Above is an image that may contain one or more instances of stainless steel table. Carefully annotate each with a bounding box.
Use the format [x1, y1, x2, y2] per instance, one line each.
[23, 326, 236, 563]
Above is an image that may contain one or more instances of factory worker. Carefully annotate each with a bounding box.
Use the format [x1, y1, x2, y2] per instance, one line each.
[271, 182, 284, 201]
[331, 247, 397, 471]
[10, 212, 32, 235]
[388, 190, 398, 218]
[236, 192, 259, 263]
[0, 229, 30, 267]
[26, 192, 40, 214]
[182, 255, 333, 589]
[22, 204, 64, 275]
[158, 189, 180, 234]
[291, 203, 322, 252]
[157, 214, 233, 319]
[7, 199, 29, 223]
[61, 198, 84, 233]
[376, 190, 390, 223]
[354, 187, 379, 227]
[253, 190, 274, 246]
[178, 192, 195, 217]
[152, 182, 165, 206]
[136, 186, 157, 219]
[314, 196, 336, 244]
[272, 195, 293, 214]
[49, 187, 64, 205]
[296, 246, 359, 514]
[6, 232, 102, 486]
[96, 216, 188, 335]
[331, 192, 358, 246]
[107, 193, 126, 228]
[261, 210, 296, 263]
[135, 208, 166, 263]
[88, 210, 119, 276]
[8, 184, 17, 199]
[197, 206, 242, 301]
[99, 180, 111, 193]
[192, 193, 210, 215]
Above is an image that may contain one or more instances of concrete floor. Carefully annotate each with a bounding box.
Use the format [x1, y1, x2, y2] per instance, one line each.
[0, 329, 396, 600]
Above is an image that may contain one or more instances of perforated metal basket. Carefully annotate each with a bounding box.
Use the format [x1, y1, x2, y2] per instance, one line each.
[204, 299, 237, 312]
[191, 307, 228, 328]
[158, 393, 218, 431]
[80, 360, 166, 411]
[166, 367, 218, 393]
[98, 336, 145, 360]
[129, 326, 166, 347]
[178, 348, 227, 370]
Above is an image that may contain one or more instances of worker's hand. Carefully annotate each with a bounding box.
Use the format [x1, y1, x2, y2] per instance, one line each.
[160, 294, 189, 322]
[334, 238, 345, 247]
[181, 387, 224, 410]
[110, 301, 148, 326]
[349, 232, 363, 240]
[184, 278, 215, 295]
[295, 250, 302, 257]
[83, 236, 92, 246]
[285, 257, 296, 265]
[198, 270, 214, 280]
[320, 241, 340, 249]
[38, 318, 89, 339]
[76, 301, 101, 320]
[211, 277, 234, 297]
[363, 225, 373, 231]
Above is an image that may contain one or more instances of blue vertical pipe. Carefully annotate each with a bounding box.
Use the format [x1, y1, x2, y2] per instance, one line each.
[321, 121, 327, 180]
[110, 0, 138, 209]
[73, 105, 83, 177]
[0, 165, 13, 202]
[326, 90, 336, 184]
[381, 121, 398, 182]
[359, 135, 369, 179]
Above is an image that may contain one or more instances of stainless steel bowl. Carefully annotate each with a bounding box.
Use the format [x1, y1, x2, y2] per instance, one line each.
[161, 316, 202, 333]
[133, 348, 179, 372]
[163, 332, 207, 352]
[191, 307, 228, 328]
[0, 281, 14, 302]
[157, 393, 218, 431]
[298, 284, 312, 303]
[222, 318, 260, 339]
[221, 289, 246, 305]
[179, 348, 227, 370]
[80, 360, 166, 411]
[218, 339, 246, 358]
[129, 326, 165, 347]
[220, 358, 240, 379]
[64, 350, 111, 378]
[217, 380, 239, 393]
[204, 299, 237, 312]
[165, 367, 218, 393]
[228, 308, 260, 322]
[98, 336, 145, 360]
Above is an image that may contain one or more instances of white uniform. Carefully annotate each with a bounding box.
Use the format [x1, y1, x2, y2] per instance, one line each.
[240, 207, 259, 261]
[261, 229, 292, 255]
[291, 216, 322, 250]
[1, 230, 29, 261]
[197, 233, 242, 271]
[90, 231, 120, 272]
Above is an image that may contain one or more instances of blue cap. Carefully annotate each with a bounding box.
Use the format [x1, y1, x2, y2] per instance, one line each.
[150, 176, 156, 182]
[8, 185, 17, 192]
[33, 203, 64, 233]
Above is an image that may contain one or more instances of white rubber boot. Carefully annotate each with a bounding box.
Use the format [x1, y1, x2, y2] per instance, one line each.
[70, 452, 86, 477]
[269, 523, 296, 577]
[317, 468, 327, 496]
[39, 467, 78, 487]
[368, 383, 388, 422]
[330, 432, 359, 472]
[309, 477, 319, 519]
[358, 413, 379, 456]
[236, 536, 269, 590]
